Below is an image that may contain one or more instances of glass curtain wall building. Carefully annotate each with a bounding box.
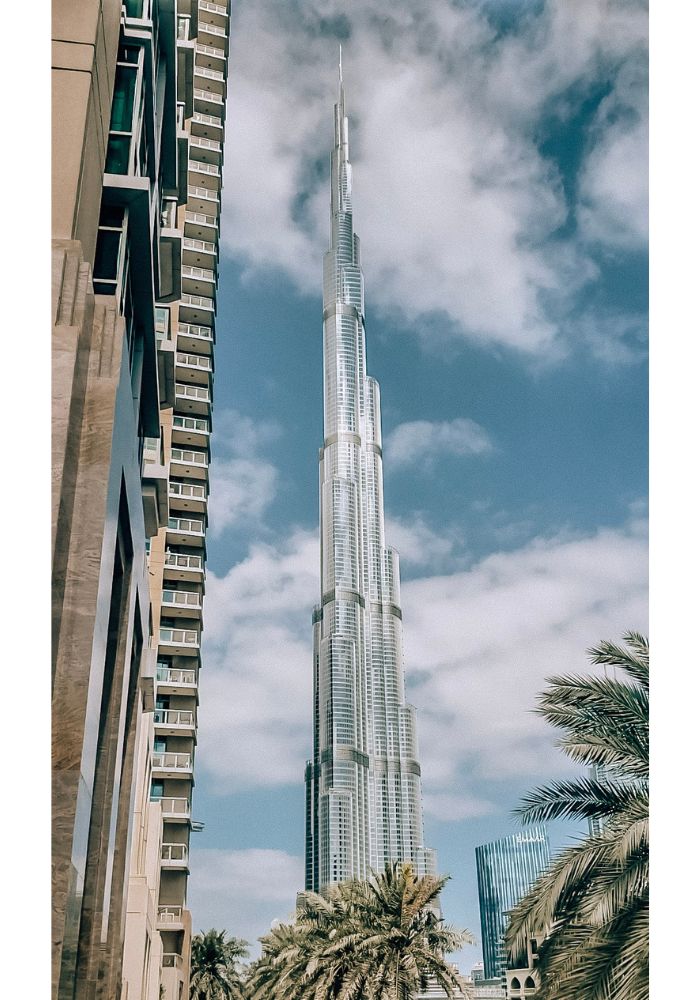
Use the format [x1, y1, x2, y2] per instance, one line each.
[475, 827, 551, 983]
[305, 60, 436, 892]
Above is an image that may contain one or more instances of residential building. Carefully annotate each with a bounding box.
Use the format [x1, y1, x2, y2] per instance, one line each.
[52, 1, 231, 996]
[475, 827, 551, 985]
[304, 57, 436, 892]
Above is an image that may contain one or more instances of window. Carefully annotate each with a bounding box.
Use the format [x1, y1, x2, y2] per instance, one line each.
[93, 205, 127, 297]
[150, 781, 164, 801]
[105, 44, 147, 176]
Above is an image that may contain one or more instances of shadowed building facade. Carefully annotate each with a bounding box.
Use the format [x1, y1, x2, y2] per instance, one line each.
[52, 1, 230, 996]
[305, 61, 436, 893]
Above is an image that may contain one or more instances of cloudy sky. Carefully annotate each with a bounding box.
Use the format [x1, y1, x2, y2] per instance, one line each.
[186, 0, 648, 973]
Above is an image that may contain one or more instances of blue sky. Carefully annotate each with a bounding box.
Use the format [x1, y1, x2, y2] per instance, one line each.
[185, 0, 648, 973]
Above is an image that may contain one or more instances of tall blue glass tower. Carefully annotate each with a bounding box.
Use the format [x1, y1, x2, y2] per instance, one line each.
[304, 56, 436, 893]
[475, 826, 551, 981]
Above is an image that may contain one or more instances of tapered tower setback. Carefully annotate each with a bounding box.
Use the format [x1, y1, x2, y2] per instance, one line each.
[305, 62, 436, 892]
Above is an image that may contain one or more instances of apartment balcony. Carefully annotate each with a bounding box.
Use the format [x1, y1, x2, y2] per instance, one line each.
[182, 236, 217, 270]
[184, 209, 219, 242]
[161, 588, 203, 619]
[193, 63, 226, 99]
[157, 665, 198, 694]
[169, 479, 208, 515]
[179, 290, 215, 327]
[163, 550, 205, 583]
[195, 40, 227, 72]
[198, 1, 229, 31]
[197, 17, 228, 51]
[188, 158, 221, 192]
[165, 515, 206, 548]
[186, 183, 219, 217]
[177, 321, 214, 356]
[174, 380, 211, 417]
[162, 953, 185, 970]
[158, 624, 200, 656]
[159, 796, 191, 823]
[170, 446, 209, 484]
[194, 86, 224, 118]
[175, 349, 214, 385]
[191, 111, 224, 143]
[182, 264, 217, 299]
[152, 753, 193, 779]
[172, 413, 211, 447]
[141, 438, 169, 537]
[154, 708, 197, 737]
[157, 905, 185, 930]
[161, 843, 190, 870]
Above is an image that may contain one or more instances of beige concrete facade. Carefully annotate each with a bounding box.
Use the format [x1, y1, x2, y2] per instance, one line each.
[53, 2, 231, 998]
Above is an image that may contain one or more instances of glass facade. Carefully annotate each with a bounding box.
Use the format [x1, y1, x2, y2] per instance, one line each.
[475, 827, 551, 982]
[305, 66, 436, 892]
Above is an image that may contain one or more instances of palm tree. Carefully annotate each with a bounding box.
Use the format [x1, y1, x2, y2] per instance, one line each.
[190, 929, 249, 1000]
[504, 632, 649, 1000]
[248, 863, 471, 1000]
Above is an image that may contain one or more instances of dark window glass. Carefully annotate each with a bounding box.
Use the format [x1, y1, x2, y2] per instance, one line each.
[111, 64, 137, 132]
[93, 229, 121, 280]
[150, 781, 164, 800]
[105, 134, 130, 174]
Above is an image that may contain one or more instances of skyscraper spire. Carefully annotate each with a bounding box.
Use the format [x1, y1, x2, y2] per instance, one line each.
[305, 60, 436, 893]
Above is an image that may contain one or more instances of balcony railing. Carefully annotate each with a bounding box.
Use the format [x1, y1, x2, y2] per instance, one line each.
[185, 209, 218, 228]
[189, 160, 221, 178]
[167, 515, 205, 534]
[181, 292, 215, 310]
[162, 954, 184, 969]
[159, 796, 191, 818]
[169, 481, 207, 502]
[165, 551, 204, 571]
[182, 264, 216, 282]
[171, 446, 209, 467]
[194, 88, 224, 106]
[192, 111, 223, 129]
[175, 382, 211, 402]
[177, 350, 214, 370]
[197, 19, 226, 38]
[183, 236, 217, 254]
[158, 905, 184, 924]
[162, 589, 203, 610]
[159, 626, 200, 647]
[200, 1, 228, 18]
[154, 707, 196, 728]
[187, 185, 219, 204]
[173, 414, 211, 434]
[152, 752, 192, 771]
[196, 42, 226, 60]
[162, 843, 189, 864]
[195, 65, 225, 83]
[157, 666, 197, 686]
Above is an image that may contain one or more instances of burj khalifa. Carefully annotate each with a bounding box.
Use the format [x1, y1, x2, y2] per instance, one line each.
[305, 57, 437, 893]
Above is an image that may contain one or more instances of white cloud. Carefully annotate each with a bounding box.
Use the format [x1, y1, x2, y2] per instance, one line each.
[188, 848, 304, 949]
[403, 516, 649, 817]
[222, 0, 647, 358]
[198, 529, 318, 789]
[207, 407, 282, 538]
[197, 514, 648, 823]
[384, 513, 467, 572]
[577, 56, 648, 250]
[384, 418, 493, 469]
[208, 457, 278, 538]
